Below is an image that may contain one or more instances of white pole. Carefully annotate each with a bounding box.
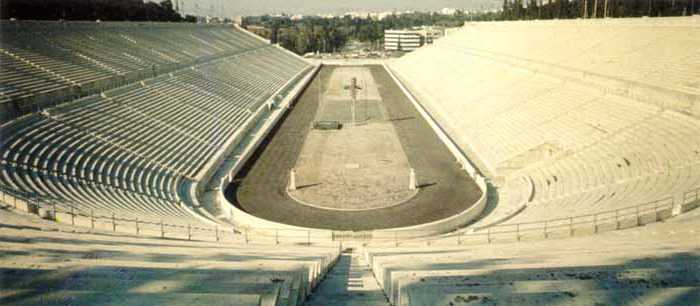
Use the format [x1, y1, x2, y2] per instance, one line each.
[351, 77, 357, 126]
[672, 193, 683, 216]
[352, 96, 356, 126]
[593, 0, 598, 18]
[604, 0, 609, 18]
[288, 168, 297, 191]
[409, 168, 417, 190]
[363, 79, 368, 122]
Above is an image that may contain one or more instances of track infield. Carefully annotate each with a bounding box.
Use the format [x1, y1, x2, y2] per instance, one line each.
[227, 65, 482, 230]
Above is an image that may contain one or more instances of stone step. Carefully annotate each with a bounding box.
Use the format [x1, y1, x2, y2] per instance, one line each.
[306, 251, 390, 306]
[405, 286, 700, 306]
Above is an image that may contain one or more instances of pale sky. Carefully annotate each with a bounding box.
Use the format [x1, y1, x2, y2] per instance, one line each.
[173, 0, 501, 17]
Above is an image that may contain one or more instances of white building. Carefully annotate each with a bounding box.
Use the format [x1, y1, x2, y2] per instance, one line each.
[384, 30, 422, 51]
[384, 27, 445, 52]
[440, 8, 459, 15]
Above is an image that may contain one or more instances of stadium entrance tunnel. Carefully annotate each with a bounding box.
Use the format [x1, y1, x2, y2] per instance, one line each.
[224, 65, 484, 231]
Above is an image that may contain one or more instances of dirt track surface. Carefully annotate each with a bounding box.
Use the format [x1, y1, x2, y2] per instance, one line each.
[227, 65, 482, 230]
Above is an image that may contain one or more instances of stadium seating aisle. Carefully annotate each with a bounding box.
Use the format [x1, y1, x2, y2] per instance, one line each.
[389, 16, 700, 227]
[0, 22, 312, 225]
[0, 207, 339, 306]
[365, 208, 700, 306]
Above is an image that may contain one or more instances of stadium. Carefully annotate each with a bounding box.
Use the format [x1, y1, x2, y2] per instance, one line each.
[0, 5, 699, 306]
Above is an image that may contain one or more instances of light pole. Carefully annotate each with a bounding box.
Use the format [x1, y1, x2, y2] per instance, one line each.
[593, 0, 598, 18]
[604, 0, 609, 18]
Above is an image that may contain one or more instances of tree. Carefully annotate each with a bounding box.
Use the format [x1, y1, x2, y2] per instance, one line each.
[558, 0, 568, 19]
[503, 0, 512, 20]
[528, 0, 540, 19]
[1, 0, 186, 21]
[270, 26, 280, 44]
[240, 0, 696, 55]
[542, 0, 553, 19]
[294, 31, 309, 54]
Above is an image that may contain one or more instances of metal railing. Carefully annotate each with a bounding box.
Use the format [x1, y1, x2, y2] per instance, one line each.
[0, 186, 237, 243]
[1, 184, 698, 247]
[452, 197, 675, 245]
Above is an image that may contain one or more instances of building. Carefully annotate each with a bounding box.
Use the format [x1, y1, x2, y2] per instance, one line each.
[384, 27, 445, 52]
[384, 30, 422, 51]
[440, 7, 459, 15]
[421, 27, 444, 44]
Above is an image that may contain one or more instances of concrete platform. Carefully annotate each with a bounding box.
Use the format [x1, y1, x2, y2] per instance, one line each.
[290, 65, 417, 211]
[291, 123, 417, 211]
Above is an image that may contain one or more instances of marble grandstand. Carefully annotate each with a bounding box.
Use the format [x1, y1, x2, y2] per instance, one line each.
[388, 16, 700, 227]
[1, 16, 699, 306]
[0, 21, 312, 226]
[0, 21, 298, 120]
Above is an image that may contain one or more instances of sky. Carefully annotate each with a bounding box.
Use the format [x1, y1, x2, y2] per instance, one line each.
[173, 0, 501, 17]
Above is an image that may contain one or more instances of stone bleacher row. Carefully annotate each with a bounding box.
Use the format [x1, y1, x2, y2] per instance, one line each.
[0, 207, 340, 306]
[0, 30, 311, 225]
[0, 21, 267, 119]
[388, 16, 700, 226]
[448, 17, 700, 95]
[365, 209, 700, 306]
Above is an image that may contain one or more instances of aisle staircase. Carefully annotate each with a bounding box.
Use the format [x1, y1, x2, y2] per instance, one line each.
[306, 249, 390, 306]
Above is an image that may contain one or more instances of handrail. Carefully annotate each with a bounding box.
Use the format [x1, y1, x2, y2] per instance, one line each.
[0, 185, 236, 242]
[1, 184, 698, 246]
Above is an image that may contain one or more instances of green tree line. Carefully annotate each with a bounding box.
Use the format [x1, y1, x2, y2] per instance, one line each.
[1, 0, 195, 22]
[244, 12, 473, 55]
[502, 0, 698, 20]
[245, 0, 697, 55]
